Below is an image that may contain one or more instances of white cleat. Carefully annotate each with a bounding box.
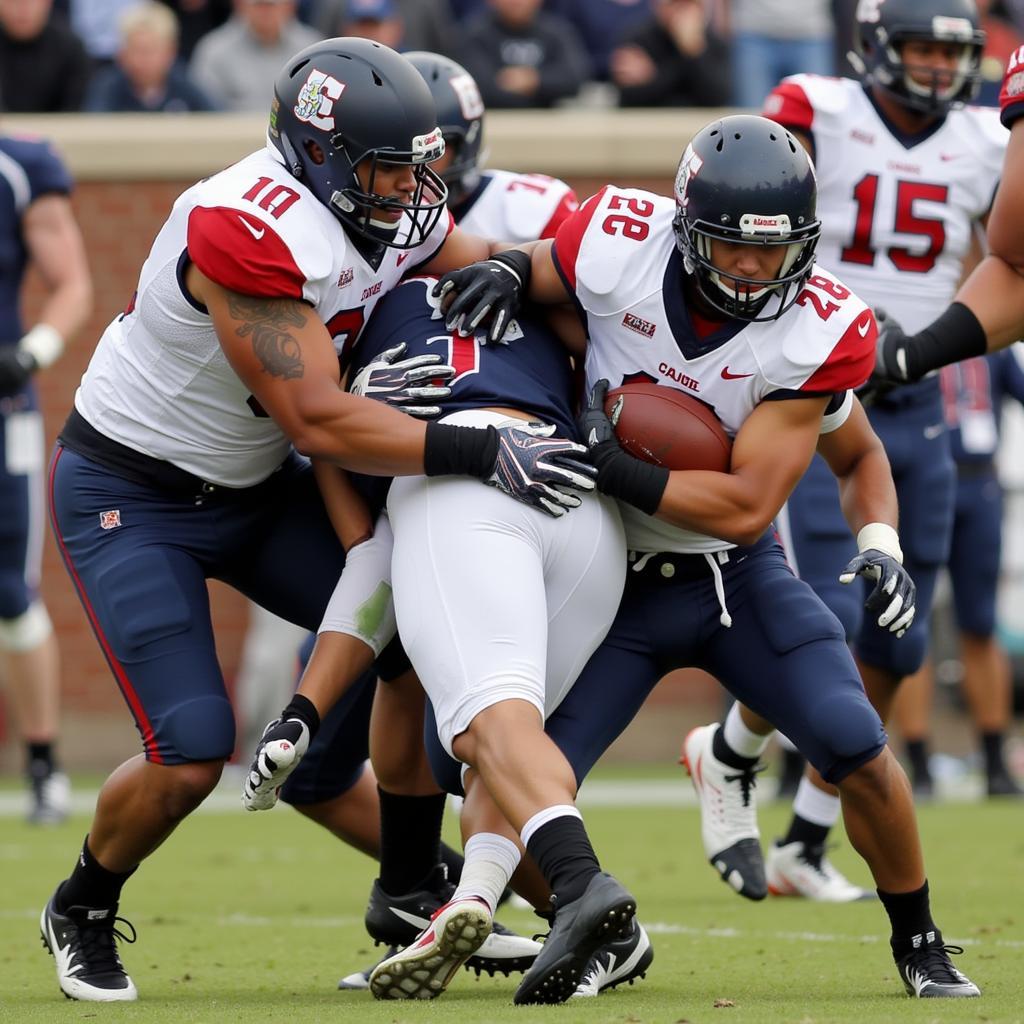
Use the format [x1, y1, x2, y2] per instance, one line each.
[28, 769, 71, 825]
[241, 717, 310, 811]
[369, 896, 492, 1000]
[681, 724, 767, 900]
[766, 840, 875, 902]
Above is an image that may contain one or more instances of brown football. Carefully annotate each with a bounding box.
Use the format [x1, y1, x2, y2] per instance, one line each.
[605, 381, 732, 472]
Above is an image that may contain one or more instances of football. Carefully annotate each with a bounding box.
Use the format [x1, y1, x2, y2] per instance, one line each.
[605, 381, 732, 472]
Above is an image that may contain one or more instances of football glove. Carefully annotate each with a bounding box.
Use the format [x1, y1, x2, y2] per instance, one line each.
[432, 250, 530, 345]
[242, 716, 310, 811]
[0, 347, 38, 399]
[350, 342, 456, 419]
[857, 308, 910, 407]
[839, 549, 916, 638]
[487, 421, 596, 518]
[578, 379, 669, 516]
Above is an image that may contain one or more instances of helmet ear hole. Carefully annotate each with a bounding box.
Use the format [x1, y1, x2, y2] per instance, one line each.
[304, 140, 326, 166]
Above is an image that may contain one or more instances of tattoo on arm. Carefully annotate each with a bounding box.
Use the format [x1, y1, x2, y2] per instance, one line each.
[227, 294, 308, 380]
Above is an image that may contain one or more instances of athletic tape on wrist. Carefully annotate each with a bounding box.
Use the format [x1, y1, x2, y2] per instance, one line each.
[856, 522, 903, 563]
[19, 324, 64, 369]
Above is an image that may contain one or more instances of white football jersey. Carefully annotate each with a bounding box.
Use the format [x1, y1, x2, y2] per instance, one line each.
[457, 169, 577, 242]
[554, 187, 875, 555]
[75, 145, 453, 487]
[764, 75, 1006, 333]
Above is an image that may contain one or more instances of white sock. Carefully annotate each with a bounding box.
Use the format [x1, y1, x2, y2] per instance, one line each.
[519, 804, 581, 848]
[722, 702, 771, 760]
[452, 833, 522, 912]
[792, 775, 841, 828]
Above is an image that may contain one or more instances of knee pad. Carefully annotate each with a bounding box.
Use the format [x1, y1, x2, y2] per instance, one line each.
[0, 600, 52, 651]
[858, 625, 929, 679]
[161, 695, 236, 762]
[808, 690, 887, 783]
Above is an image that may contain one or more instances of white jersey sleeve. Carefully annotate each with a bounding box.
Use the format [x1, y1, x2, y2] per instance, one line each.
[457, 169, 578, 243]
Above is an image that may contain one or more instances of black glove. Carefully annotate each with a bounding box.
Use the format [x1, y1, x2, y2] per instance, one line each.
[349, 342, 455, 419]
[486, 421, 596, 518]
[431, 249, 530, 345]
[578, 380, 669, 516]
[0, 347, 38, 398]
[856, 308, 911, 407]
[839, 549, 916, 638]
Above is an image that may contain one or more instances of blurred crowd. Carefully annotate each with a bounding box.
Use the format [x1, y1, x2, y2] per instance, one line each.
[3, 0, 1023, 117]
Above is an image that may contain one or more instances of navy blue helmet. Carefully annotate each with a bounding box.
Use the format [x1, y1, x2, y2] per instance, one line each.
[673, 115, 821, 322]
[269, 38, 448, 248]
[405, 51, 485, 206]
[853, 0, 984, 115]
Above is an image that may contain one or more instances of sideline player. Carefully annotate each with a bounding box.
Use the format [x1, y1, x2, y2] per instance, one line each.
[0, 129, 92, 823]
[684, 0, 1005, 903]
[438, 113, 982, 998]
[38, 38, 594, 1004]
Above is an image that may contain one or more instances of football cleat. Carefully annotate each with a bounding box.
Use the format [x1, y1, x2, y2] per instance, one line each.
[896, 940, 980, 998]
[572, 919, 653, 997]
[986, 769, 1023, 798]
[766, 840, 874, 902]
[363, 866, 540, 977]
[681, 724, 767, 900]
[514, 872, 636, 1006]
[241, 716, 310, 811]
[369, 896, 492, 999]
[40, 892, 137, 1002]
[27, 768, 71, 825]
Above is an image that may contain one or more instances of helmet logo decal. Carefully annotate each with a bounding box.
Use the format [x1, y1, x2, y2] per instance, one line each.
[739, 214, 792, 236]
[674, 143, 704, 210]
[449, 72, 484, 120]
[855, 0, 884, 23]
[294, 67, 346, 131]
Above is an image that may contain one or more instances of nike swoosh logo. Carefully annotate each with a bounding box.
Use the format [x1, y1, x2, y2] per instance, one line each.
[389, 906, 430, 930]
[923, 423, 945, 439]
[238, 216, 265, 240]
[721, 367, 754, 380]
[397, 251, 411, 267]
[940, 153, 959, 161]
[857, 319, 871, 337]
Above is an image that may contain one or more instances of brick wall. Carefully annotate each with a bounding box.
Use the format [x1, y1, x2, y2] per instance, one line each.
[12, 171, 719, 769]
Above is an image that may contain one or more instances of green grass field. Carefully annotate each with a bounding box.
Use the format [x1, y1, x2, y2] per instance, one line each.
[3, 769, 1022, 1024]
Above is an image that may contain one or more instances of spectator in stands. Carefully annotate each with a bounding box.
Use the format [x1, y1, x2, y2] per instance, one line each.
[69, 0, 138, 67]
[610, 0, 731, 107]
[312, 0, 457, 53]
[0, 0, 92, 112]
[189, 0, 321, 112]
[336, 0, 404, 48]
[726, 0, 835, 109]
[84, 2, 217, 112]
[548, 0, 653, 82]
[154, 0, 232, 62]
[458, 0, 590, 108]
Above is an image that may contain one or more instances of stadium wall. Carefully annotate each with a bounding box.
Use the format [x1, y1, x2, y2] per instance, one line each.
[3, 110, 730, 768]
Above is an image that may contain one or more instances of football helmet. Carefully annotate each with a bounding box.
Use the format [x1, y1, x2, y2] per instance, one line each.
[269, 38, 448, 248]
[852, 0, 984, 115]
[672, 115, 820, 322]
[405, 51, 485, 205]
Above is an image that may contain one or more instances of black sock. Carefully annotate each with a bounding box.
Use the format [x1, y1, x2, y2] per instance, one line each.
[55, 836, 136, 912]
[439, 841, 464, 885]
[781, 813, 830, 854]
[525, 814, 600, 907]
[906, 739, 930, 779]
[280, 693, 320, 739]
[981, 731, 1006, 778]
[27, 742, 55, 779]
[879, 881, 940, 956]
[377, 789, 446, 895]
[712, 723, 759, 770]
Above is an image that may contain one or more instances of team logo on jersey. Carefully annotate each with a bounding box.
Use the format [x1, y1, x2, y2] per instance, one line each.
[850, 128, 875, 145]
[337, 267, 354, 288]
[622, 313, 656, 338]
[294, 68, 346, 131]
[99, 510, 122, 530]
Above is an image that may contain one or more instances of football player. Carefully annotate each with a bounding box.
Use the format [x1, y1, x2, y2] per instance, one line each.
[682, 0, 1005, 905]
[437, 113, 981, 998]
[38, 38, 594, 1004]
[0, 130, 92, 823]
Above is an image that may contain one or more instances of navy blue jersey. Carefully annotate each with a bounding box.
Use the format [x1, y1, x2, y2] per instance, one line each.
[941, 349, 1024, 464]
[0, 135, 73, 343]
[349, 276, 578, 439]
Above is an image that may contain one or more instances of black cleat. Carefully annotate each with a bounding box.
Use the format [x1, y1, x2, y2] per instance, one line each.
[896, 940, 980, 998]
[986, 769, 1023, 798]
[514, 873, 636, 1006]
[572, 918, 653, 997]
[362, 866, 539, 979]
[40, 892, 137, 1002]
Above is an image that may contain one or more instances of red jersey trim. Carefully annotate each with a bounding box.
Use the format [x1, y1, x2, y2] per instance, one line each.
[539, 188, 580, 240]
[763, 81, 814, 134]
[552, 186, 609, 292]
[802, 308, 877, 392]
[187, 206, 305, 299]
